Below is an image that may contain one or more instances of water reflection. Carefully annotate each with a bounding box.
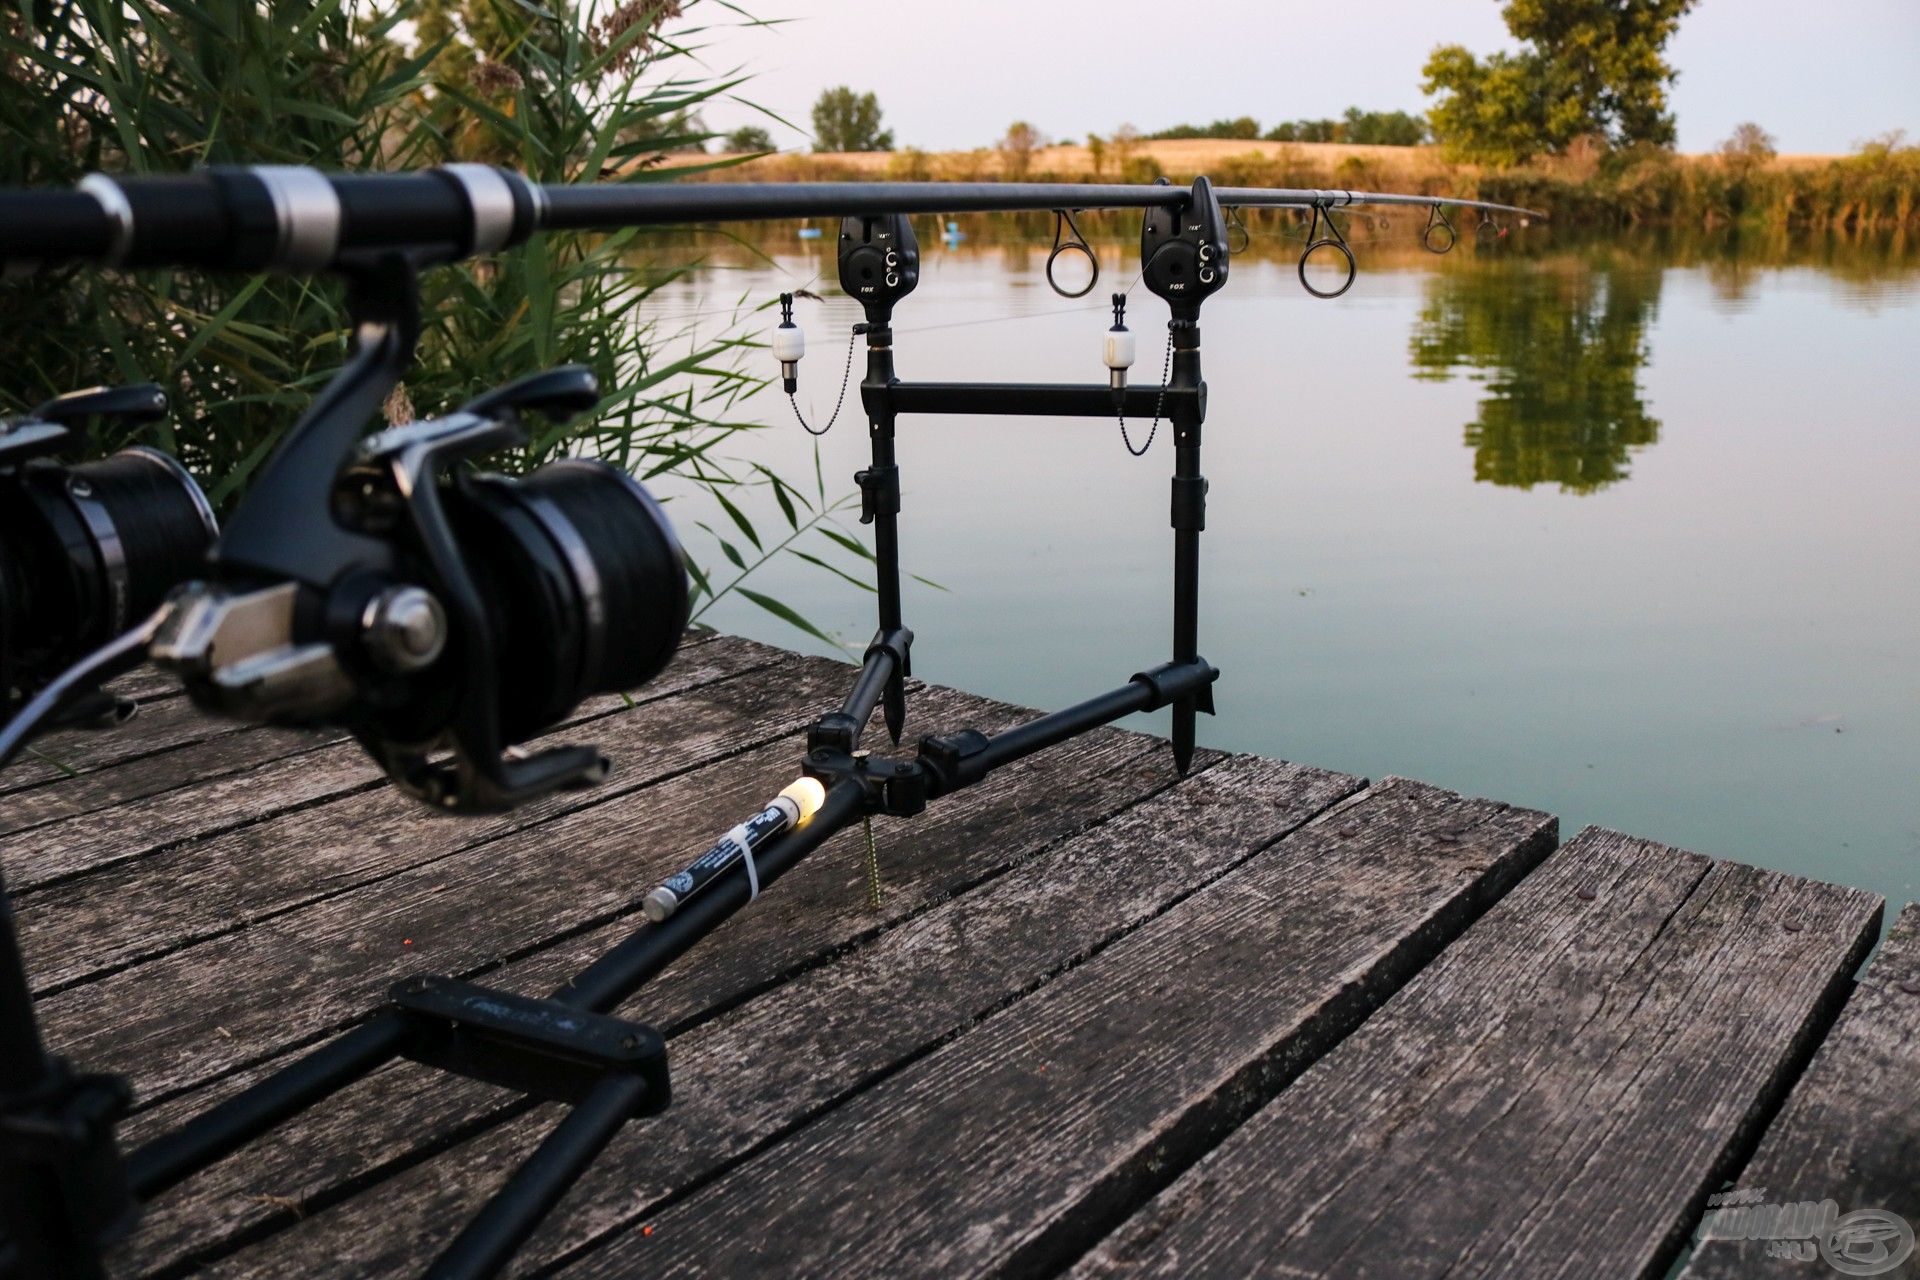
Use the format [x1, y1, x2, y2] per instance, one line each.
[1409, 256, 1664, 494]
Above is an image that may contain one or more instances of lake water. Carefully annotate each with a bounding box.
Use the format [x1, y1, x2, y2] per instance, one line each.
[645, 221, 1920, 911]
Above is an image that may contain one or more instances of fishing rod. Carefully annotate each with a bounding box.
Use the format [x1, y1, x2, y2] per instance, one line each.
[0, 165, 1539, 273]
[0, 168, 1545, 1280]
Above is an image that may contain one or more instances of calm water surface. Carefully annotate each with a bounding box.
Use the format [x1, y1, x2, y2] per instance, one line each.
[648, 226, 1920, 910]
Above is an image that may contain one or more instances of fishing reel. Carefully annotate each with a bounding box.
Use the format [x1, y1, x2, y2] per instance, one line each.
[0, 384, 218, 725]
[150, 364, 689, 813]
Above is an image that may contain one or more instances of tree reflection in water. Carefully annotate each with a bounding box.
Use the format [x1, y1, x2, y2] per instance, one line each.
[1410, 254, 1663, 493]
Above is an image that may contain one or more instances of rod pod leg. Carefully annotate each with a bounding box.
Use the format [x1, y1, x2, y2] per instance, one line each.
[856, 320, 910, 745]
[1167, 319, 1209, 775]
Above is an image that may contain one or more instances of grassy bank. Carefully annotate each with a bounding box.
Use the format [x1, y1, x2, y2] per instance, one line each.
[691, 137, 1920, 231]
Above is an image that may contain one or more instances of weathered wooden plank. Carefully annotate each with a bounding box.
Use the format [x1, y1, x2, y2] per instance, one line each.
[38, 684, 1176, 1116]
[101, 666, 186, 703]
[0, 630, 739, 851]
[1680, 902, 1920, 1280]
[1072, 827, 1882, 1280]
[105, 712, 1197, 1274]
[0, 726, 327, 843]
[549, 777, 1555, 1280]
[0, 698, 266, 795]
[0, 633, 783, 897]
[16, 653, 852, 995]
[173, 752, 1358, 1278]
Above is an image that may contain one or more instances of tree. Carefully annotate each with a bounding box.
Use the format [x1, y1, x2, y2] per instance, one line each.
[1265, 118, 1339, 143]
[725, 125, 775, 152]
[1423, 0, 1699, 165]
[1146, 117, 1260, 142]
[1718, 122, 1777, 175]
[1409, 258, 1663, 493]
[811, 86, 894, 152]
[999, 121, 1044, 177]
[1086, 133, 1108, 176]
[1342, 108, 1429, 146]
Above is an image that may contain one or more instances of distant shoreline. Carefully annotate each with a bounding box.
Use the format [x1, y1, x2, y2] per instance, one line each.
[708, 137, 1853, 176]
[678, 139, 1915, 230]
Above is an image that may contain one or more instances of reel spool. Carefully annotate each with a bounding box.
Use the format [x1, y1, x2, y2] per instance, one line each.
[0, 385, 216, 721]
[152, 364, 689, 812]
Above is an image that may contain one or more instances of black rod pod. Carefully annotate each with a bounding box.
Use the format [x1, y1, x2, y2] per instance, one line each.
[0, 384, 216, 726]
[148, 258, 689, 813]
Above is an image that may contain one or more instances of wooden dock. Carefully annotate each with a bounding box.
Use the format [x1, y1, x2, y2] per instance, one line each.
[6, 631, 1916, 1278]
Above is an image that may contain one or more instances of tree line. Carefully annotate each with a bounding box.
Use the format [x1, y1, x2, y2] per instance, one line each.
[1144, 110, 1430, 147]
[752, 2, 1735, 169]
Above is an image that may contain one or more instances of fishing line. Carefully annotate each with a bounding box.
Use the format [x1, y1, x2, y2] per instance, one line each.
[892, 299, 1107, 335]
[1225, 205, 1252, 254]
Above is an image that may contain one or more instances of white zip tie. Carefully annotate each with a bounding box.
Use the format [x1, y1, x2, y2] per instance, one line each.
[715, 822, 760, 902]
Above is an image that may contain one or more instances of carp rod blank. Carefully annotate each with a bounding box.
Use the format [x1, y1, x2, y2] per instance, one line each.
[0, 166, 1544, 273]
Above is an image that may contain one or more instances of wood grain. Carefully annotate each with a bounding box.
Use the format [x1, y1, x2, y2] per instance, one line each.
[0, 631, 744, 861]
[552, 777, 1555, 1280]
[39, 679, 1180, 1122]
[106, 713, 1203, 1273]
[181, 753, 1357, 1277]
[15, 649, 839, 993]
[1073, 827, 1882, 1280]
[1680, 902, 1920, 1280]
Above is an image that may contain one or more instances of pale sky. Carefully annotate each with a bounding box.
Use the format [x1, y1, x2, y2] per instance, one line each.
[690, 0, 1920, 157]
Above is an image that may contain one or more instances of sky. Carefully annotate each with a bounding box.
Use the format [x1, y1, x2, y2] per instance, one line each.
[689, 0, 1920, 157]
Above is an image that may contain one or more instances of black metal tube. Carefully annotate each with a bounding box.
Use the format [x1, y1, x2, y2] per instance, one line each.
[840, 648, 895, 731]
[885, 381, 1191, 419]
[859, 327, 910, 745]
[421, 1072, 650, 1280]
[125, 1014, 408, 1199]
[1167, 321, 1207, 775]
[552, 780, 865, 1014]
[973, 681, 1157, 776]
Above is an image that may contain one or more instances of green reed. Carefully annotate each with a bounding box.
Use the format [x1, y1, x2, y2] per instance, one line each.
[1, 0, 862, 639]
